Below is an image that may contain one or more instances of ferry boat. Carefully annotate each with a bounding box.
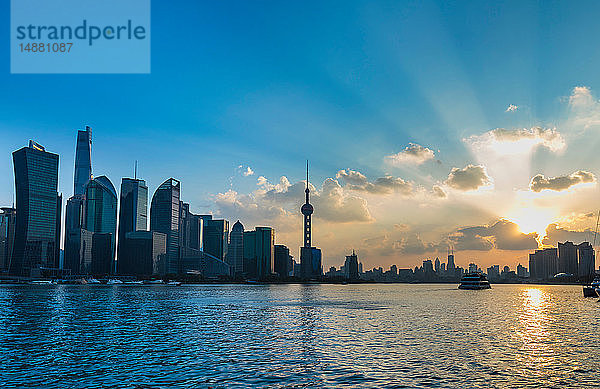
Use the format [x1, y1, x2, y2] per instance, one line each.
[458, 272, 491, 290]
[106, 279, 123, 285]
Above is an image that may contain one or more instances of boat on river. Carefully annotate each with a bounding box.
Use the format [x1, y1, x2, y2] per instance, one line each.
[458, 272, 491, 290]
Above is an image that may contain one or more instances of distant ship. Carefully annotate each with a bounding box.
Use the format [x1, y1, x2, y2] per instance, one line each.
[458, 272, 491, 290]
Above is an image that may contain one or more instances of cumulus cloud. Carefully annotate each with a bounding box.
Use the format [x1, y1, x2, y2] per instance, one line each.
[569, 86, 596, 109]
[449, 219, 538, 251]
[541, 223, 595, 246]
[465, 127, 565, 154]
[567, 86, 600, 132]
[220, 175, 375, 224]
[431, 185, 446, 198]
[385, 143, 435, 166]
[336, 169, 413, 195]
[445, 164, 492, 191]
[529, 170, 595, 192]
[505, 104, 518, 112]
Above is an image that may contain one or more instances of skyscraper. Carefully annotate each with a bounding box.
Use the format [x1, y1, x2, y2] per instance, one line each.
[577, 242, 595, 280]
[243, 227, 274, 280]
[83, 176, 118, 273]
[274, 244, 291, 278]
[64, 127, 93, 274]
[344, 250, 359, 280]
[150, 178, 181, 274]
[179, 202, 203, 256]
[117, 178, 148, 265]
[0, 207, 16, 272]
[300, 161, 322, 279]
[74, 126, 92, 197]
[558, 241, 578, 275]
[229, 220, 244, 276]
[11, 141, 61, 276]
[203, 218, 229, 262]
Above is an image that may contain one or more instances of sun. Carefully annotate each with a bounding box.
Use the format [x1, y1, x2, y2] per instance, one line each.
[505, 206, 557, 245]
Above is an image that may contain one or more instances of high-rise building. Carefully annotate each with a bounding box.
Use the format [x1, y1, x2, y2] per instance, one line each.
[203, 218, 229, 262]
[118, 231, 167, 276]
[558, 241, 578, 275]
[229, 220, 244, 276]
[83, 176, 118, 273]
[577, 242, 595, 280]
[179, 202, 203, 256]
[74, 126, 92, 197]
[516, 264, 528, 278]
[11, 141, 61, 276]
[529, 247, 558, 280]
[274, 244, 291, 278]
[0, 207, 16, 272]
[434, 257, 441, 273]
[117, 178, 148, 265]
[64, 127, 93, 274]
[344, 250, 359, 280]
[150, 178, 181, 274]
[300, 162, 322, 279]
[243, 227, 274, 279]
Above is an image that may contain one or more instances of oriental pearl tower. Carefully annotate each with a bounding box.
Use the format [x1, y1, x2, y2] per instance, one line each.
[300, 161, 322, 279]
[301, 161, 313, 248]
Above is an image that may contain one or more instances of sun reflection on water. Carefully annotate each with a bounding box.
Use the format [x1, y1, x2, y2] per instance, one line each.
[517, 288, 554, 372]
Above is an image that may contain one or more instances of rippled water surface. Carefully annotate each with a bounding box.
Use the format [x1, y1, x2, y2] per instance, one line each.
[0, 284, 598, 388]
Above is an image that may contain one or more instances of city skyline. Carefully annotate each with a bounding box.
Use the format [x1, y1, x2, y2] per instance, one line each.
[4, 2, 600, 270]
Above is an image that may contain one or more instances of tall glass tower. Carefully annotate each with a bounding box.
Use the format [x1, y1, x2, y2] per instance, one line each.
[150, 178, 181, 274]
[117, 178, 148, 265]
[74, 126, 92, 197]
[64, 126, 93, 273]
[84, 176, 118, 273]
[11, 141, 60, 276]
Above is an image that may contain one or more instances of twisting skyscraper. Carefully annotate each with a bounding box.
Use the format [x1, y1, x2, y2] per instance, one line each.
[299, 161, 322, 279]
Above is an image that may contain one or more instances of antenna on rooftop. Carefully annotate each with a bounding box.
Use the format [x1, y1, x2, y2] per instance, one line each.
[134, 160, 138, 180]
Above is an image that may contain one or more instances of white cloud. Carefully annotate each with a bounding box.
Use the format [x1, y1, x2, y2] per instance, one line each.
[385, 143, 435, 166]
[505, 104, 518, 112]
[465, 127, 565, 155]
[529, 170, 596, 192]
[336, 169, 413, 195]
[445, 164, 492, 191]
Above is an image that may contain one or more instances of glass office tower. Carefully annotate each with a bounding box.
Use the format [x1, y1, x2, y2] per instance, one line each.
[150, 178, 181, 274]
[84, 176, 118, 273]
[11, 141, 60, 276]
[117, 178, 148, 266]
[74, 126, 92, 196]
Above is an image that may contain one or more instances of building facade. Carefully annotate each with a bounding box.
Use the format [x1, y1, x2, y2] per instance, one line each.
[73, 126, 92, 196]
[83, 176, 118, 272]
[203, 217, 229, 262]
[11, 141, 61, 276]
[229, 220, 244, 276]
[243, 227, 274, 279]
[117, 178, 148, 266]
[0, 207, 16, 272]
[558, 241, 578, 275]
[529, 247, 558, 280]
[118, 231, 167, 276]
[150, 178, 181, 275]
[274, 244, 291, 278]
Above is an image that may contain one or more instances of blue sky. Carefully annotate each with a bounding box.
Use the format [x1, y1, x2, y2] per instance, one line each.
[3, 0, 600, 268]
